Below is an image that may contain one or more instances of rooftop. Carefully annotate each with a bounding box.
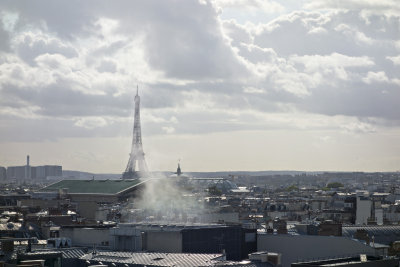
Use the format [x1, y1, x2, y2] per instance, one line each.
[342, 225, 400, 245]
[292, 256, 398, 266]
[40, 179, 146, 195]
[117, 222, 234, 232]
[81, 251, 224, 267]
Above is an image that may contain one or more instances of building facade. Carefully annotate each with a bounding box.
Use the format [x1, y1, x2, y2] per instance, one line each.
[0, 166, 6, 180]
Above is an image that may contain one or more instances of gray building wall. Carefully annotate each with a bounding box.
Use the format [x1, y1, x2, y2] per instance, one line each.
[356, 197, 372, 225]
[60, 227, 110, 248]
[7, 166, 26, 180]
[200, 212, 239, 224]
[36, 165, 62, 179]
[146, 231, 182, 253]
[0, 167, 6, 180]
[5, 165, 62, 180]
[292, 258, 399, 267]
[110, 224, 142, 251]
[257, 234, 376, 267]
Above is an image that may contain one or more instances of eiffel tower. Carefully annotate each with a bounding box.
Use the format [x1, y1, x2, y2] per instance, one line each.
[123, 86, 149, 179]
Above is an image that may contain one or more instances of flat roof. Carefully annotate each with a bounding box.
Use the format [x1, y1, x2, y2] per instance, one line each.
[292, 256, 395, 266]
[81, 251, 224, 266]
[342, 225, 400, 245]
[117, 222, 234, 232]
[40, 179, 146, 195]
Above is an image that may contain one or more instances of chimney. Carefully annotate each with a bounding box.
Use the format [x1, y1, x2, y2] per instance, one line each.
[221, 249, 226, 261]
[26, 155, 31, 179]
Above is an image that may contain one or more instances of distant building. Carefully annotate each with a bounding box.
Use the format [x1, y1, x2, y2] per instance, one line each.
[59, 225, 114, 249]
[318, 221, 342, 236]
[273, 218, 288, 234]
[258, 233, 377, 267]
[33, 165, 62, 179]
[7, 165, 62, 180]
[111, 223, 257, 260]
[189, 178, 239, 193]
[26, 155, 30, 179]
[356, 196, 372, 225]
[0, 166, 6, 180]
[38, 179, 149, 219]
[7, 166, 26, 180]
[6, 155, 62, 180]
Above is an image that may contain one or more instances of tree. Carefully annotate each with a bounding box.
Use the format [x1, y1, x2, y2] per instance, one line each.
[208, 185, 222, 196]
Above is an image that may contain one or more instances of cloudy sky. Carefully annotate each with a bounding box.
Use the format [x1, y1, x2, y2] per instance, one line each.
[0, 0, 399, 173]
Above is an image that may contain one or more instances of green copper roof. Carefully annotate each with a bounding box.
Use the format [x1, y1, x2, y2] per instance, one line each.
[41, 179, 144, 194]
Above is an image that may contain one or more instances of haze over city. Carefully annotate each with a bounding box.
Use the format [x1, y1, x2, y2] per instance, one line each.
[0, 0, 399, 173]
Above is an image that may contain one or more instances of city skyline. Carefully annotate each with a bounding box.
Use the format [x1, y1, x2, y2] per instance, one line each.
[0, 1, 399, 173]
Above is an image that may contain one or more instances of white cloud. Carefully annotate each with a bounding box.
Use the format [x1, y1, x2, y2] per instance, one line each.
[304, 0, 400, 15]
[0, 0, 399, 171]
[387, 55, 400, 65]
[307, 26, 327, 35]
[288, 53, 375, 85]
[12, 31, 78, 65]
[341, 121, 376, 134]
[74, 117, 108, 129]
[215, 0, 285, 14]
[97, 59, 117, 73]
[391, 78, 400, 86]
[162, 126, 175, 134]
[362, 71, 389, 84]
[292, 53, 374, 71]
[243, 86, 264, 94]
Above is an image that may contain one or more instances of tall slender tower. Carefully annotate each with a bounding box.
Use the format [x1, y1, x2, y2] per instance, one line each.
[123, 86, 149, 179]
[25, 155, 31, 179]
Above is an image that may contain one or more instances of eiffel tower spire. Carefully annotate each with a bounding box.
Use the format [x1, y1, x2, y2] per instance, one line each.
[123, 86, 149, 179]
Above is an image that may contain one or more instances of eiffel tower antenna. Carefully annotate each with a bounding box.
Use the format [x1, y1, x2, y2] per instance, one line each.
[123, 85, 149, 179]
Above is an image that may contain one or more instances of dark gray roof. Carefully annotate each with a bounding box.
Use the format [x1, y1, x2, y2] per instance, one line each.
[21, 250, 62, 257]
[20, 248, 86, 259]
[218, 262, 274, 266]
[342, 226, 400, 245]
[61, 248, 87, 259]
[41, 179, 146, 195]
[118, 222, 232, 232]
[81, 251, 224, 267]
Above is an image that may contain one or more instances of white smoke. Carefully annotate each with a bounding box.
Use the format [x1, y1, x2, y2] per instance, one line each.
[125, 175, 206, 223]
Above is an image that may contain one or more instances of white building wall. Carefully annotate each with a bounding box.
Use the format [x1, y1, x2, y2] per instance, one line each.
[356, 197, 372, 225]
[257, 234, 376, 267]
[375, 209, 383, 225]
[110, 224, 142, 251]
[60, 227, 111, 248]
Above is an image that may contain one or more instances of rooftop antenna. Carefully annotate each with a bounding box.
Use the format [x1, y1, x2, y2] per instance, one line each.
[92, 244, 97, 257]
[136, 85, 139, 96]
